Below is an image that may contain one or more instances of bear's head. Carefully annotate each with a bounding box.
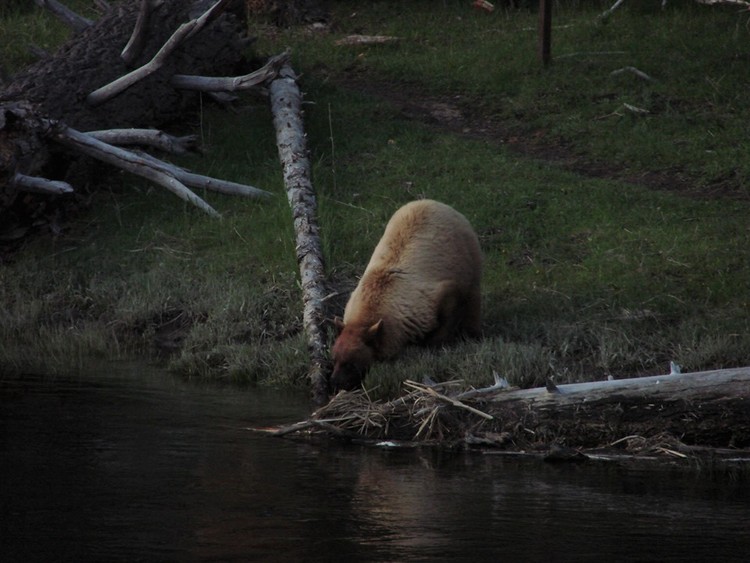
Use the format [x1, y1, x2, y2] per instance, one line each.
[330, 318, 383, 392]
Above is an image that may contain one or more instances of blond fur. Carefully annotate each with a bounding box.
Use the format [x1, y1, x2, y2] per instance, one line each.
[342, 199, 482, 359]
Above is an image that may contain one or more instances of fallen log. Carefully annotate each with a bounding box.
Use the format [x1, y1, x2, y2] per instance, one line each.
[272, 366, 750, 457]
[268, 63, 331, 405]
[485, 366, 750, 450]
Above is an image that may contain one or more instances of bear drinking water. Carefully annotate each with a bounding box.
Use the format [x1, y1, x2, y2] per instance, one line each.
[331, 199, 482, 392]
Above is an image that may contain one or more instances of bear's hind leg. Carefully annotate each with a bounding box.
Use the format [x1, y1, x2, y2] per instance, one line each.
[425, 281, 465, 346]
[460, 288, 482, 339]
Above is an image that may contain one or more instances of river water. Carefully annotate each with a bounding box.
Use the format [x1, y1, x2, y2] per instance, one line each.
[1, 363, 749, 562]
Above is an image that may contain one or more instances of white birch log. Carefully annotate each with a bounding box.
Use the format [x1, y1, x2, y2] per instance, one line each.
[269, 63, 330, 404]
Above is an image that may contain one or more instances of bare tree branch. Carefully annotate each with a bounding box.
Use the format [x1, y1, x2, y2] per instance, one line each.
[598, 0, 628, 22]
[48, 122, 222, 218]
[122, 0, 165, 66]
[171, 51, 290, 92]
[12, 173, 73, 195]
[135, 151, 272, 199]
[87, 0, 229, 107]
[610, 66, 655, 82]
[86, 128, 200, 155]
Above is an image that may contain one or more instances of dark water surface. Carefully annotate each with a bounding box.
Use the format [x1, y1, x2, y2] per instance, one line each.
[1, 363, 749, 562]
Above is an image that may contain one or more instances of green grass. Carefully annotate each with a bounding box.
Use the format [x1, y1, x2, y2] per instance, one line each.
[1, 1, 749, 396]
[0, 0, 99, 75]
[257, 0, 750, 191]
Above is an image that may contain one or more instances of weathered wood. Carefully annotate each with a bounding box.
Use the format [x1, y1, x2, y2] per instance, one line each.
[334, 35, 399, 47]
[268, 63, 330, 405]
[276, 366, 750, 455]
[86, 128, 199, 154]
[121, 0, 162, 66]
[135, 150, 272, 198]
[476, 367, 750, 449]
[0, 1, 262, 222]
[12, 173, 73, 195]
[171, 50, 289, 92]
[87, 0, 231, 107]
[50, 122, 222, 217]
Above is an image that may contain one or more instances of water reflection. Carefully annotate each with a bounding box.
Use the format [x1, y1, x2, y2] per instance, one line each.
[1, 363, 749, 562]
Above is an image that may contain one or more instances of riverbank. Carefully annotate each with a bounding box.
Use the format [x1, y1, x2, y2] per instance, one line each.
[1, 1, 749, 397]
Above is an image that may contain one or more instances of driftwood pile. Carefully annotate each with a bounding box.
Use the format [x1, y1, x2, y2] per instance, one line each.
[273, 367, 750, 462]
[0, 0, 279, 220]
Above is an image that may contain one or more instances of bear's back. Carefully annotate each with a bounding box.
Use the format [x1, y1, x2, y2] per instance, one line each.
[344, 200, 481, 337]
[365, 199, 481, 283]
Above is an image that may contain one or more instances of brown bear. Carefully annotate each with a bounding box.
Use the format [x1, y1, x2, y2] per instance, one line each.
[330, 199, 482, 392]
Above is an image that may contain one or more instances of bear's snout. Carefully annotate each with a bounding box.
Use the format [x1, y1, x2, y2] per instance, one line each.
[330, 362, 366, 393]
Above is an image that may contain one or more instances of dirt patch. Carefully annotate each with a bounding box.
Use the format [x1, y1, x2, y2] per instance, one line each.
[334, 74, 748, 201]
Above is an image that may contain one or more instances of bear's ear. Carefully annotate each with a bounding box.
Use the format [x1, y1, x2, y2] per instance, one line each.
[333, 316, 345, 332]
[364, 319, 384, 345]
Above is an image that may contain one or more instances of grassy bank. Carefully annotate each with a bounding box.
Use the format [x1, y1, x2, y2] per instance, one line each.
[1, 1, 749, 396]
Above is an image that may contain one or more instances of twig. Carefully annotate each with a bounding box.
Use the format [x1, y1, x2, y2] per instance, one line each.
[555, 51, 627, 60]
[608, 434, 645, 447]
[171, 51, 290, 92]
[622, 102, 649, 115]
[404, 380, 494, 420]
[695, 0, 750, 6]
[654, 446, 688, 458]
[334, 35, 400, 47]
[597, 0, 628, 22]
[610, 66, 655, 82]
[272, 420, 317, 436]
[87, 0, 229, 107]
